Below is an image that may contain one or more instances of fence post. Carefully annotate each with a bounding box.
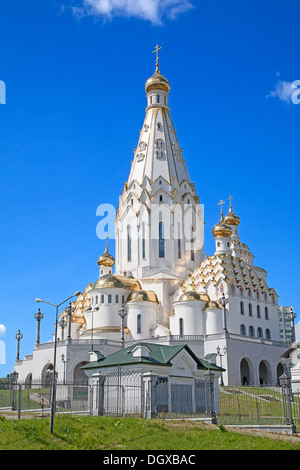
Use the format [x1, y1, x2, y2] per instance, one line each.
[90, 373, 106, 416]
[9, 372, 18, 411]
[142, 372, 158, 419]
[279, 373, 296, 433]
[18, 384, 22, 420]
[204, 370, 217, 424]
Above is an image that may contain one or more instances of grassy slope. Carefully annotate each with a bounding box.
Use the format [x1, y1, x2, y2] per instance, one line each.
[0, 415, 300, 450]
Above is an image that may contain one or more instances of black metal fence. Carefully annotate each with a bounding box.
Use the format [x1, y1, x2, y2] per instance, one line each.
[0, 373, 298, 433]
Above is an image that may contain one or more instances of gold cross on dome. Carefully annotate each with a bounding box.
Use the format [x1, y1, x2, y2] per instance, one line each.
[228, 195, 234, 208]
[153, 44, 162, 67]
[218, 199, 225, 216]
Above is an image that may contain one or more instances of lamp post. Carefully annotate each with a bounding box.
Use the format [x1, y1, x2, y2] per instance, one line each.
[59, 317, 67, 341]
[218, 293, 229, 335]
[15, 330, 23, 360]
[61, 353, 70, 385]
[34, 308, 44, 346]
[216, 345, 227, 386]
[35, 290, 81, 434]
[287, 308, 297, 343]
[85, 306, 99, 351]
[118, 305, 127, 348]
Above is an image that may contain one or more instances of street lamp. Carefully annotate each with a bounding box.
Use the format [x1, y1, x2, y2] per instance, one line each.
[118, 305, 127, 348]
[216, 346, 227, 386]
[85, 306, 99, 351]
[61, 353, 70, 385]
[35, 290, 81, 434]
[287, 308, 297, 343]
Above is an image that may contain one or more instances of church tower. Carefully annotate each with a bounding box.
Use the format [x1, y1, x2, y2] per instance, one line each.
[114, 47, 204, 322]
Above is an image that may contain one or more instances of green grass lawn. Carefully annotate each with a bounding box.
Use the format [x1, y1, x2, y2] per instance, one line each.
[0, 415, 299, 450]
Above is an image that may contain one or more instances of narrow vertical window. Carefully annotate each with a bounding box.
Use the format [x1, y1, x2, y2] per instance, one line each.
[157, 94, 160, 103]
[159, 221, 165, 258]
[142, 222, 146, 259]
[127, 225, 132, 262]
[137, 314, 142, 333]
[115, 295, 119, 303]
[108, 294, 112, 304]
[257, 305, 261, 318]
[177, 223, 181, 259]
[265, 307, 269, 320]
[240, 301, 244, 315]
[249, 303, 253, 316]
[179, 318, 184, 336]
[101, 295, 104, 303]
[191, 225, 195, 261]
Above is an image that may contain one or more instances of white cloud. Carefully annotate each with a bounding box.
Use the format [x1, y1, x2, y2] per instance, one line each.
[267, 80, 295, 103]
[72, 0, 194, 25]
[0, 325, 6, 339]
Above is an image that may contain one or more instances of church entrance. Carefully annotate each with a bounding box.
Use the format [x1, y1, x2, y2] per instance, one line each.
[258, 360, 271, 385]
[240, 358, 252, 385]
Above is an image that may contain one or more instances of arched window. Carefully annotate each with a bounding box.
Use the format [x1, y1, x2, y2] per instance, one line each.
[115, 295, 119, 303]
[257, 305, 261, 318]
[127, 225, 132, 262]
[108, 294, 112, 304]
[249, 326, 254, 337]
[101, 295, 104, 303]
[157, 94, 160, 103]
[240, 301, 244, 315]
[265, 306, 269, 320]
[240, 324, 246, 336]
[265, 328, 271, 340]
[137, 314, 142, 333]
[159, 195, 163, 203]
[159, 221, 165, 258]
[249, 303, 253, 316]
[179, 318, 184, 336]
[257, 327, 263, 338]
[122, 295, 125, 304]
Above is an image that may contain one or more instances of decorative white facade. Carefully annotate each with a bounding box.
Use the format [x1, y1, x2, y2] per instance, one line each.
[13, 54, 293, 387]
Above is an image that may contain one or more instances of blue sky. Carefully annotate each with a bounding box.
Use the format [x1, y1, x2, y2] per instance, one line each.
[0, 0, 299, 377]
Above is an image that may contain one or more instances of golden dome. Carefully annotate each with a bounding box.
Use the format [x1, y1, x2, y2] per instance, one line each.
[93, 274, 141, 291]
[224, 207, 240, 226]
[178, 291, 210, 302]
[126, 290, 159, 303]
[145, 65, 171, 94]
[212, 215, 233, 239]
[204, 301, 221, 310]
[97, 244, 115, 267]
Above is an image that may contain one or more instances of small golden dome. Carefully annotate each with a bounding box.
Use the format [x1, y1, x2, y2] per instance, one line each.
[212, 215, 233, 239]
[204, 301, 221, 310]
[97, 243, 115, 267]
[126, 290, 159, 303]
[93, 274, 141, 291]
[145, 65, 171, 94]
[224, 207, 240, 226]
[178, 291, 210, 302]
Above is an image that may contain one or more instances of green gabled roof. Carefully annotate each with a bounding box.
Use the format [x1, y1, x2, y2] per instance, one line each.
[81, 342, 224, 372]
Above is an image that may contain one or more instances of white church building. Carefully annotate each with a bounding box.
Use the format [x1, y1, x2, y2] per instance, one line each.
[14, 51, 292, 387]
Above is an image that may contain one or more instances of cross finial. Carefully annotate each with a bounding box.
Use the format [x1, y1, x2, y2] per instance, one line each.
[105, 234, 109, 251]
[218, 199, 225, 216]
[153, 44, 162, 69]
[228, 195, 234, 209]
